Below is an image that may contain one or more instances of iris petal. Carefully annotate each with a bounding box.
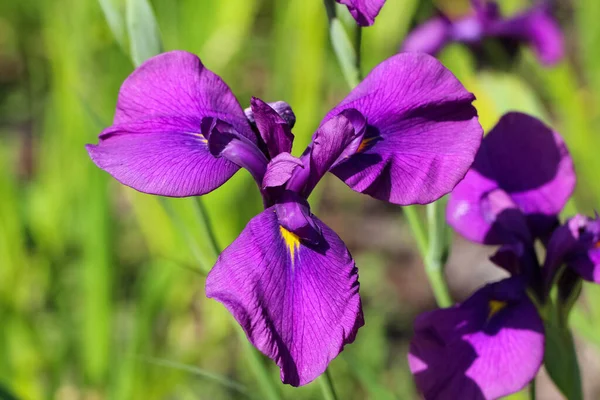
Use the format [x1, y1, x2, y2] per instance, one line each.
[206, 208, 363, 386]
[447, 112, 575, 244]
[87, 51, 253, 196]
[325, 52, 482, 205]
[335, 0, 386, 27]
[409, 278, 544, 400]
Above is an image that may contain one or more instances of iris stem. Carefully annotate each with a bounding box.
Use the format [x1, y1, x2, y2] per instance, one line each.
[530, 378, 536, 400]
[424, 201, 453, 308]
[236, 328, 281, 400]
[405, 203, 453, 308]
[319, 368, 339, 400]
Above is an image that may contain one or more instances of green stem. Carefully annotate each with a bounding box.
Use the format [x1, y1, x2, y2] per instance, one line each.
[403, 206, 427, 257]
[319, 368, 339, 400]
[424, 201, 452, 307]
[192, 197, 221, 260]
[161, 198, 281, 400]
[404, 203, 452, 308]
[236, 328, 281, 400]
[529, 378, 536, 400]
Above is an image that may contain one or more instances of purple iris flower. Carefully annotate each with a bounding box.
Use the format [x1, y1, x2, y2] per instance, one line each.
[401, 0, 564, 66]
[86, 50, 482, 386]
[335, 0, 385, 26]
[409, 112, 582, 398]
[409, 274, 544, 400]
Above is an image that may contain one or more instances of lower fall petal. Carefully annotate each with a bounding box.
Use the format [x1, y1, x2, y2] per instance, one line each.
[409, 278, 544, 400]
[205, 208, 363, 386]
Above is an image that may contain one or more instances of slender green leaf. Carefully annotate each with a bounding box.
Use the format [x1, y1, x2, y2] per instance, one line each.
[544, 307, 583, 400]
[126, 0, 162, 67]
[98, 0, 126, 49]
[141, 356, 254, 399]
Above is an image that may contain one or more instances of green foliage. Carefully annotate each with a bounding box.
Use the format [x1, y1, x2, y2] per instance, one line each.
[0, 0, 600, 398]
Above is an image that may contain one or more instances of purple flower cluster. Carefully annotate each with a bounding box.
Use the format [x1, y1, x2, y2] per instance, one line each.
[86, 50, 482, 386]
[409, 112, 600, 399]
[401, 0, 564, 66]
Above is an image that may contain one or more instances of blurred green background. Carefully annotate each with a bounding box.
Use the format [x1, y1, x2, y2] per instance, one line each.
[1, 0, 600, 398]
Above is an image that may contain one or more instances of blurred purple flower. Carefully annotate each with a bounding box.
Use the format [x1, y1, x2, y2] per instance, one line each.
[86, 50, 482, 386]
[401, 1, 564, 66]
[545, 214, 600, 285]
[335, 0, 386, 26]
[446, 112, 575, 245]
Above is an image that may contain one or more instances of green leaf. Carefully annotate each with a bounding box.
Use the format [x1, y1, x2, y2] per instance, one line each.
[140, 356, 255, 399]
[0, 383, 19, 400]
[543, 307, 583, 400]
[329, 18, 359, 88]
[126, 0, 162, 67]
[98, 0, 126, 49]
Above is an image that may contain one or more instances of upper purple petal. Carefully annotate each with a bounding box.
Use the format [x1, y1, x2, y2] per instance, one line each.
[409, 278, 544, 400]
[447, 112, 575, 244]
[113, 51, 253, 139]
[303, 110, 365, 196]
[325, 53, 482, 205]
[335, 0, 386, 27]
[205, 208, 363, 386]
[87, 51, 254, 196]
[249, 97, 295, 159]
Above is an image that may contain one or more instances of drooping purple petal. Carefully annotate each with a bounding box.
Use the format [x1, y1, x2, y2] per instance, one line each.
[487, 4, 564, 65]
[544, 214, 600, 285]
[205, 208, 363, 386]
[409, 278, 544, 400]
[249, 97, 295, 159]
[325, 53, 482, 205]
[335, 0, 386, 27]
[447, 112, 575, 244]
[87, 118, 240, 197]
[87, 51, 254, 197]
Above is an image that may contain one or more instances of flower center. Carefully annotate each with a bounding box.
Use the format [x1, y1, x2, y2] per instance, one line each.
[280, 226, 301, 262]
[487, 300, 507, 320]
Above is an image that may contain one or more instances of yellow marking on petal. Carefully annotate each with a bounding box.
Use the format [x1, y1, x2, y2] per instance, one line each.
[357, 137, 377, 153]
[488, 300, 507, 320]
[190, 133, 208, 144]
[280, 226, 301, 263]
[594, 240, 600, 249]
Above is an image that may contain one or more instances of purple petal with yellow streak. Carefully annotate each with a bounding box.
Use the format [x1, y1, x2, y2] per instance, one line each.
[205, 208, 363, 386]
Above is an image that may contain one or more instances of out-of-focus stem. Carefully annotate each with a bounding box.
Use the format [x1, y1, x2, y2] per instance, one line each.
[186, 198, 282, 400]
[319, 368, 339, 400]
[424, 201, 453, 308]
[530, 378, 536, 400]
